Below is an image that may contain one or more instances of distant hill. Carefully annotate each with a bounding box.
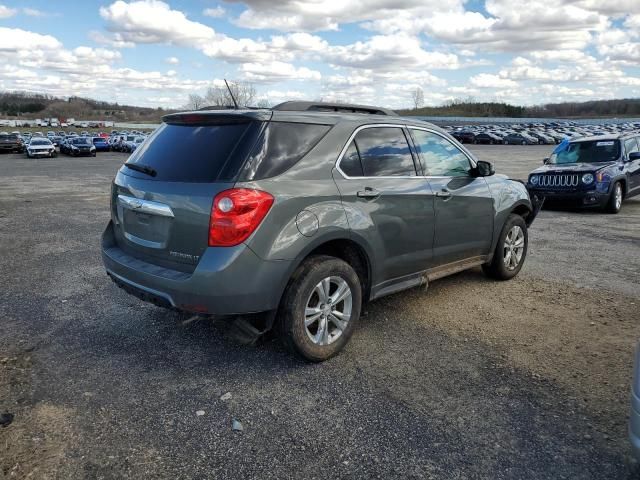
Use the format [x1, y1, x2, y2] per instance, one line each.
[0, 91, 175, 122]
[399, 98, 640, 118]
[4, 90, 640, 121]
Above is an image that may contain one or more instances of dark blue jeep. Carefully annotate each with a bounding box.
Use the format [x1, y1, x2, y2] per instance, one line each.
[526, 134, 640, 213]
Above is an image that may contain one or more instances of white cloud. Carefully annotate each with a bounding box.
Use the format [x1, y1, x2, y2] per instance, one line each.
[23, 8, 48, 17]
[0, 4, 16, 18]
[230, 0, 463, 32]
[165, 56, 179, 64]
[88, 31, 135, 48]
[99, 0, 216, 46]
[239, 61, 321, 82]
[324, 34, 459, 70]
[469, 73, 518, 89]
[203, 6, 225, 18]
[0, 27, 62, 50]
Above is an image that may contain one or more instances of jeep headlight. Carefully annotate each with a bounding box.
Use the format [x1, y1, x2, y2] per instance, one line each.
[530, 175, 539, 186]
[582, 173, 594, 184]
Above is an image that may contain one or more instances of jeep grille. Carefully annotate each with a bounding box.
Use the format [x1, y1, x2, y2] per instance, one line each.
[539, 174, 579, 188]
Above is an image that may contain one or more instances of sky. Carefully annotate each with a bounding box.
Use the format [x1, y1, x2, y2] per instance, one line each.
[0, 0, 639, 110]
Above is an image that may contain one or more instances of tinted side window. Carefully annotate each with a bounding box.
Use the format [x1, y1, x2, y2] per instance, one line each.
[340, 142, 364, 177]
[411, 129, 471, 177]
[242, 122, 331, 180]
[625, 138, 639, 156]
[354, 127, 415, 177]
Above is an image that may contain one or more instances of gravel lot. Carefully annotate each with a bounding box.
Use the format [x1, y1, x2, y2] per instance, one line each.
[1, 145, 639, 479]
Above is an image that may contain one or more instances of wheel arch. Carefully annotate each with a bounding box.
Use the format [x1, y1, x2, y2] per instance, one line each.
[276, 233, 374, 310]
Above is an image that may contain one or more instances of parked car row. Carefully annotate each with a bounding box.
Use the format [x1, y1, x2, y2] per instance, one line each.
[0, 129, 150, 157]
[446, 120, 640, 145]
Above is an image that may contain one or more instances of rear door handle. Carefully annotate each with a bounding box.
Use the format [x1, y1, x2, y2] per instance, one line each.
[357, 187, 381, 199]
[435, 190, 452, 198]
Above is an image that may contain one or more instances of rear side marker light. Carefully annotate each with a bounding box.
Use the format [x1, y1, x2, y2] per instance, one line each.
[209, 188, 274, 247]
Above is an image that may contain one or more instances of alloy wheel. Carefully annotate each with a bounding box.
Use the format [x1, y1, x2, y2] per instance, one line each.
[503, 226, 525, 271]
[304, 276, 353, 346]
[615, 184, 623, 210]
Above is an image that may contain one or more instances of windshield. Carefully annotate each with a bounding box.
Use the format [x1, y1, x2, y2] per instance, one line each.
[31, 139, 51, 146]
[71, 138, 91, 145]
[551, 140, 621, 164]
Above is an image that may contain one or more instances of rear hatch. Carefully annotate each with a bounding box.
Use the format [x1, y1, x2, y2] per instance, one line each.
[111, 111, 269, 273]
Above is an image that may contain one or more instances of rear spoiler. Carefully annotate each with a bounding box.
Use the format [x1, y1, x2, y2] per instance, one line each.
[162, 110, 272, 125]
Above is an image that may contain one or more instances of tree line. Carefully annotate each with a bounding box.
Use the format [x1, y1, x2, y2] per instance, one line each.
[401, 90, 640, 118]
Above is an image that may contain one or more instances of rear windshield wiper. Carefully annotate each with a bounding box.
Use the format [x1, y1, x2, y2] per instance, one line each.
[124, 163, 157, 177]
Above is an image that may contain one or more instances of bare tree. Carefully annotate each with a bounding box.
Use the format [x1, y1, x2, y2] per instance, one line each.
[256, 98, 271, 108]
[204, 81, 257, 108]
[185, 93, 205, 110]
[411, 87, 424, 110]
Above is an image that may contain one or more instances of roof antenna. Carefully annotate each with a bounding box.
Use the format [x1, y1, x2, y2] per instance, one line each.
[224, 79, 239, 109]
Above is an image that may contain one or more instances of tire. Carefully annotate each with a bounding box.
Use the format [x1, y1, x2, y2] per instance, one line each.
[605, 181, 623, 214]
[278, 255, 362, 362]
[482, 214, 528, 281]
[504, 140, 508, 145]
[521, 140, 526, 145]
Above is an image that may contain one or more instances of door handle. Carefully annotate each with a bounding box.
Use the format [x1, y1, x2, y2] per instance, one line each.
[357, 187, 381, 199]
[435, 190, 452, 198]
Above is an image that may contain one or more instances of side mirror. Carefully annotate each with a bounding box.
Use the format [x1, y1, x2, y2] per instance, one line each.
[543, 157, 549, 165]
[475, 160, 495, 177]
[629, 152, 640, 162]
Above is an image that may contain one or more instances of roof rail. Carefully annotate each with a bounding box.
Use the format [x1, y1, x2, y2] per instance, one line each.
[272, 101, 396, 116]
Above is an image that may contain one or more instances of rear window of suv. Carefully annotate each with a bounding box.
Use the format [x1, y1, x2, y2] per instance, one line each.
[124, 120, 261, 182]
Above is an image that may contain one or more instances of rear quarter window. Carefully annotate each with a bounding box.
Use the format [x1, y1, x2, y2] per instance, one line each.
[239, 122, 331, 180]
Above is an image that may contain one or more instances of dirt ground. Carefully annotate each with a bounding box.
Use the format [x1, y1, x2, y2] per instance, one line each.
[0, 145, 639, 479]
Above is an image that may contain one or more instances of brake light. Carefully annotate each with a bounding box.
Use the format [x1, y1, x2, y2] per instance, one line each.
[209, 189, 274, 247]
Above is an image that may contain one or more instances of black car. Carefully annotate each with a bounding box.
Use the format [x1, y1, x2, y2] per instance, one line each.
[527, 134, 640, 213]
[473, 133, 502, 145]
[0, 133, 24, 153]
[451, 130, 476, 144]
[504, 133, 538, 145]
[64, 137, 97, 157]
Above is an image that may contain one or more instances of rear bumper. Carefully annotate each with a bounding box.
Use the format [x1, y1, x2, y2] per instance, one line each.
[101, 221, 291, 315]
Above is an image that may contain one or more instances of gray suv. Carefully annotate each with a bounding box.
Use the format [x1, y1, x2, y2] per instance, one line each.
[102, 102, 537, 361]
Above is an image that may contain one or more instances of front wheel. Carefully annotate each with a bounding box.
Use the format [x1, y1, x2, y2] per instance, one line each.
[279, 255, 362, 362]
[605, 181, 623, 214]
[482, 214, 528, 280]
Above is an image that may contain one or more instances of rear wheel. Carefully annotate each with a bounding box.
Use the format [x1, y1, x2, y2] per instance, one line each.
[605, 181, 623, 214]
[521, 140, 526, 145]
[279, 255, 362, 362]
[483, 214, 528, 280]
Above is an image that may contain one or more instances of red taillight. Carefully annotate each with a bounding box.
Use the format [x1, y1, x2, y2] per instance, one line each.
[208, 188, 274, 247]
